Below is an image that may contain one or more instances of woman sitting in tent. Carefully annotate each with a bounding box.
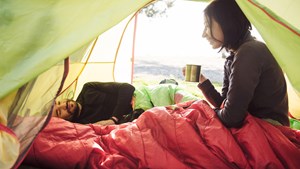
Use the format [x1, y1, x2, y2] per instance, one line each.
[188, 0, 289, 128]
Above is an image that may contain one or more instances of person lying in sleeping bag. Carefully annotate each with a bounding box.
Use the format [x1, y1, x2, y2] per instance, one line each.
[52, 80, 199, 125]
[52, 82, 135, 126]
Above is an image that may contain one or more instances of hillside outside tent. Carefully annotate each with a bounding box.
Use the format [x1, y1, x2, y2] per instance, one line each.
[0, 0, 300, 168]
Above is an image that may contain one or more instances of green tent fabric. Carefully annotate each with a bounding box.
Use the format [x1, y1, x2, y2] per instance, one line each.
[0, 0, 151, 100]
[290, 118, 300, 130]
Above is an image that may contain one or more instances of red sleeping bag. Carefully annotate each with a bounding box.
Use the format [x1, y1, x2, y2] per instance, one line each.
[23, 100, 300, 169]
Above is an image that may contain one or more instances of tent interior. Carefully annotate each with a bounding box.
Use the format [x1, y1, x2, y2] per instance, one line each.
[1, 0, 300, 168]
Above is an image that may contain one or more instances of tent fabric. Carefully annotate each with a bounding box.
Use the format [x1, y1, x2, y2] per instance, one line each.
[290, 118, 300, 130]
[0, 0, 152, 100]
[23, 100, 300, 169]
[4, 59, 74, 169]
[0, 124, 20, 169]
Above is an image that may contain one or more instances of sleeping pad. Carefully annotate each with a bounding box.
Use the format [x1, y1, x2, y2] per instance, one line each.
[23, 100, 300, 169]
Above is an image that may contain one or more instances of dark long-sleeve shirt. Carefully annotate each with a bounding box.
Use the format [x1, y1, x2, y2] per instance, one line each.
[198, 34, 289, 128]
[73, 82, 135, 124]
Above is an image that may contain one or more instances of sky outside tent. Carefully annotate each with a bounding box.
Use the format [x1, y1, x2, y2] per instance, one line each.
[89, 0, 263, 67]
[135, 1, 213, 62]
[135, 0, 263, 62]
[86, 0, 264, 85]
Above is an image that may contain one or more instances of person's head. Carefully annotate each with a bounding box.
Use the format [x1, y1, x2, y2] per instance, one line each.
[159, 79, 178, 85]
[52, 99, 81, 121]
[202, 0, 252, 51]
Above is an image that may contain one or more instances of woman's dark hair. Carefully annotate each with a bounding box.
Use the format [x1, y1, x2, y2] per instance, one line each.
[204, 0, 252, 50]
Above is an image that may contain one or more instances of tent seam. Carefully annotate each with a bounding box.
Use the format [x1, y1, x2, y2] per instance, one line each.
[248, 0, 300, 36]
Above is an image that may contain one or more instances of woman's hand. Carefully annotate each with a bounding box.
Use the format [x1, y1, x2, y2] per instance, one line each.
[199, 74, 207, 83]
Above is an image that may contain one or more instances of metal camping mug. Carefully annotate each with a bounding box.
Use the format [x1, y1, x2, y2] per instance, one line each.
[185, 64, 201, 82]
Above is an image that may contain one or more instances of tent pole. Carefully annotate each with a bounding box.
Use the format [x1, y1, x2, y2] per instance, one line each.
[131, 13, 139, 84]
